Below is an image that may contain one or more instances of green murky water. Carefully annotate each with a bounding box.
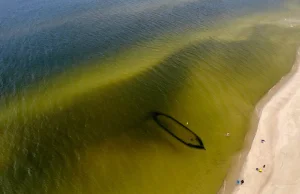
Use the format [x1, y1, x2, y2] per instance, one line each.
[1, 1, 300, 193]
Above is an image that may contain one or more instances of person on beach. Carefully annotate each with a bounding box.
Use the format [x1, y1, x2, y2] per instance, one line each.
[263, 165, 266, 168]
[236, 180, 240, 185]
[256, 168, 259, 171]
[261, 139, 265, 143]
[241, 180, 244, 185]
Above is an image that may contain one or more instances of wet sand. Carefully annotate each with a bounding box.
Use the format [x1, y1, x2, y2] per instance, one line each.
[221, 48, 300, 194]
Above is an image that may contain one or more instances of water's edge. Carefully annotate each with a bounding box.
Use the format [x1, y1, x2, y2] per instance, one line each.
[218, 47, 300, 194]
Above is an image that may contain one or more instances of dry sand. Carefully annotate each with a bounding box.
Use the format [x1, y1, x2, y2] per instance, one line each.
[228, 49, 300, 194]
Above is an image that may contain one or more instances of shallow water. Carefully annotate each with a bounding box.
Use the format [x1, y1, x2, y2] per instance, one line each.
[1, 0, 300, 193]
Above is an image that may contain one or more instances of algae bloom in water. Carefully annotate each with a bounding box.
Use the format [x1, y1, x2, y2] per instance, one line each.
[0, 0, 300, 194]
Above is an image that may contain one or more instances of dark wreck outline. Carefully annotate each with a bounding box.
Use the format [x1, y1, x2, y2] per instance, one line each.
[152, 111, 205, 150]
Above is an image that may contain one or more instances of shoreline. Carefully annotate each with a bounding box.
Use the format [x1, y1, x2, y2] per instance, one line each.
[218, 48, 300, 194]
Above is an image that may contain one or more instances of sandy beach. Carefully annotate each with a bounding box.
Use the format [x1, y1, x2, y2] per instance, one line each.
[228, 49, 300, 194]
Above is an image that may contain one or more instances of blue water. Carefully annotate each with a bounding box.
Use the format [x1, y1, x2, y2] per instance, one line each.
[0, 0, 282, 98]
